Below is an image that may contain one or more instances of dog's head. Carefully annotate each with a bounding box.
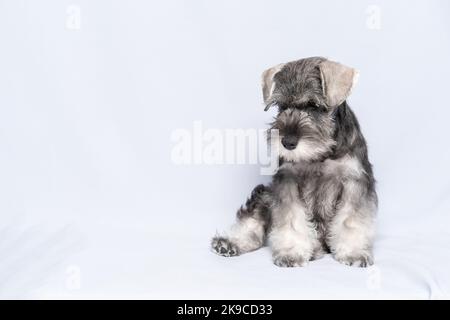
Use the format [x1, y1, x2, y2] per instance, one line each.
[262, 57, 359, 162]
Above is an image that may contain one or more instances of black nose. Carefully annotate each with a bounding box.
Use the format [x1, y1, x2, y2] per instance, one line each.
[281, 136, 298, 150]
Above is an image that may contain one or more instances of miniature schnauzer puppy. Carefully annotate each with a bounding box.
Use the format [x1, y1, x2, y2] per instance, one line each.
[211, 57, 377, 267]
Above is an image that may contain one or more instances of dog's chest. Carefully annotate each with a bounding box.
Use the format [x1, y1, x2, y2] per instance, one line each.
[297, 155, 365, 217]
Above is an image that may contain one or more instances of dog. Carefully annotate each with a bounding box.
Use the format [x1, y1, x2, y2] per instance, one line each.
[211, 57, 377, 267]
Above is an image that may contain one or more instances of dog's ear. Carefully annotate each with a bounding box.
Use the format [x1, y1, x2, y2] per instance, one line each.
[319, 60, 359, 108]
[261, 63, 285, 110]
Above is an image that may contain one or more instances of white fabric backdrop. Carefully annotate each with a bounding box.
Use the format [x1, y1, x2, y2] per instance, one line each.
[0, 0, 449, 299]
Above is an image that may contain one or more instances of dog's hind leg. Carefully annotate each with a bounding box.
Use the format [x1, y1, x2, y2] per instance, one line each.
[211, 184, 271, 257]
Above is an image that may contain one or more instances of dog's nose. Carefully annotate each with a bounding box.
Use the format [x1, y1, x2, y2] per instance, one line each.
[281, 136, 298, 150]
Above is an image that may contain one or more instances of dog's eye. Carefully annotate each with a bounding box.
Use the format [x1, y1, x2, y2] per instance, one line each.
[277, 104, 288, 112]
[308, 101, 327, 113]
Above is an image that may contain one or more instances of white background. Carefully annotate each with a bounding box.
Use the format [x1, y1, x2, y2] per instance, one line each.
[1, 0, 449, 299]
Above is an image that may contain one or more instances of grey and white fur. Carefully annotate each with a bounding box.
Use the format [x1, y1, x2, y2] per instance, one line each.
[211, 57, 377, 267]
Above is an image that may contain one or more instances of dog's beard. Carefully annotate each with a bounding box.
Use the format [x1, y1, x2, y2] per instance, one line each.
[277, 137, 335, 162]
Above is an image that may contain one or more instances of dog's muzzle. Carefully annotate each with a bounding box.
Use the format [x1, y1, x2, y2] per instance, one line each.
[281, 136, 299, 150]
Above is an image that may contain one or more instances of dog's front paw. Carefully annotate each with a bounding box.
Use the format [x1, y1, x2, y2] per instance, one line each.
[335, 253, 373, 268]
[211, 236, 239, 257]
[273, 255, 308, 268]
